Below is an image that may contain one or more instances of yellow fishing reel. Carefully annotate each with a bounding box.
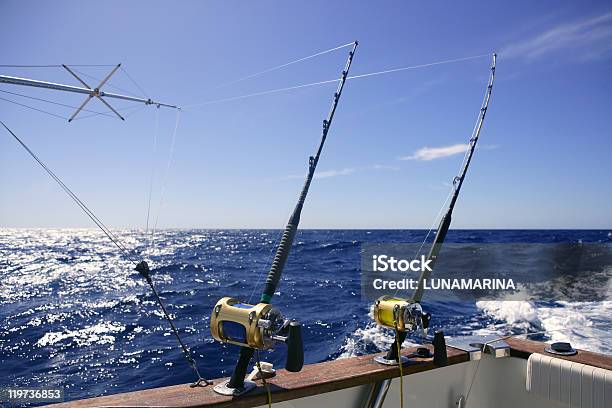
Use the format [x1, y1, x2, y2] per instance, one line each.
[210, 297, 304, 372]
[211, 297, 283, 348]
[373, 295, 429, 334]
[372, 295, 432, 365]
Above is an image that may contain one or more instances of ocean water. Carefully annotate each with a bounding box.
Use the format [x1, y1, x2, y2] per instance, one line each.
[0, 229, 610, 403]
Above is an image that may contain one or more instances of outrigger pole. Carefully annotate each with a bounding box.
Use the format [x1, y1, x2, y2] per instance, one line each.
[226, 41, 358, 393]
[0, 64, 179, 122]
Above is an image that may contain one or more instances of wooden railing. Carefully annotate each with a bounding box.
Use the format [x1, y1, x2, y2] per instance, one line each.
[48, 338, 611, 407]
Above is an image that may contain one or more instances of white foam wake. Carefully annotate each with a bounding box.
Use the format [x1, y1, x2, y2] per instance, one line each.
[338, 305, 419, 359]
[476, 300, 612, 354]
[338, 322, 420, 359]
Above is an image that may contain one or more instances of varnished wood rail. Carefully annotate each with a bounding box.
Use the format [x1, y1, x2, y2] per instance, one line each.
[47, 344, 467, 408]
[48, 338, 612, 407]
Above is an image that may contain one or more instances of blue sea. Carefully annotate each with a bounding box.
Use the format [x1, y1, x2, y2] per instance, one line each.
[0, 229, 611, 403]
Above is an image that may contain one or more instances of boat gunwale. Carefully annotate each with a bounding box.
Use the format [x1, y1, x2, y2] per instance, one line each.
[47, 338, 612, 408]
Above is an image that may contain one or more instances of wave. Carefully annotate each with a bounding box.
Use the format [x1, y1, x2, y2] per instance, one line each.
[36, 321, 126, 348]
[476, 300, 612, 354]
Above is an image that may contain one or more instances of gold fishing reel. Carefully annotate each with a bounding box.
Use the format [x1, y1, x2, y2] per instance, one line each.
[373, 295, 429, 334]
[372, 295, 432, 366]
[210, 297, 284, 349]
[210, 297, 304, 374]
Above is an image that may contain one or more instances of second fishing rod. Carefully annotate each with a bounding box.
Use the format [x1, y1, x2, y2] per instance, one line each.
[209, 41, 359, 397]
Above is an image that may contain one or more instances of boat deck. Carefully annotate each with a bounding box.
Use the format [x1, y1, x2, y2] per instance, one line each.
[48, 338, 611, 407]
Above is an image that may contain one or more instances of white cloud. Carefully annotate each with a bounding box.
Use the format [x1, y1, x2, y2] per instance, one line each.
[315, 167, 356, 179]
[370, 164, 400, 171]
[502, 12, 612, 60]
[401, 143, 468, 161]
[284, 164, 398, 180]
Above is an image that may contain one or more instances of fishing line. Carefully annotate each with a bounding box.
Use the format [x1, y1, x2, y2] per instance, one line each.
[345, 53, 490, 80]
[0, 64, 116, 68]
[255, 350, 273, 408]
[0, 64, 62, 68]
[183, 78, 340, 108]
[188, 41, 357, 301]
[0, 96, 69, 120]
[0, 121, 135, 259]
[247, 229, 286, 304]
[71, 103, 145, 121]
[140, 264, 211, 387]
[1, 120, 210, 385]
[60, 64, 119, 67]
[150, 109, 182, 251]
[145, 108, 160, 256]
[135, 108, 211, 386]
[184, 53, 491, 108]
[393, 122, 477, 291]
[395, 327, 405, 408]
[0, 88, 116, 118]
[213, 41, 355, 90]
[120, 104, 149, 119]
[393, 187, 454, 297]
[120, 66, 150, 98]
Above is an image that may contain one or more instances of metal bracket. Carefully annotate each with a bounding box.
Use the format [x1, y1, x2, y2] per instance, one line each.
[62, 64, 124, 122]
[373, 355, 409, 366]
[544, 343, 577, 356]
[447, 335, 510, 360]
[213, 379, 257, 396]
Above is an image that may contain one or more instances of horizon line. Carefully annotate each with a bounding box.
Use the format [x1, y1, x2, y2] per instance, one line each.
[0, 226, 610, 231]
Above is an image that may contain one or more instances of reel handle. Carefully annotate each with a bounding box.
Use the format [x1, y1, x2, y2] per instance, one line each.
[285, 320, 304, 372]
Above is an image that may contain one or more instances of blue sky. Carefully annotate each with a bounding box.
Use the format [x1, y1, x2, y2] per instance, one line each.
[1, 1, 611, 229]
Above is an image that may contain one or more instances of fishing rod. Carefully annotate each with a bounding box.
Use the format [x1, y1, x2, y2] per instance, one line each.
[209, 41, 358, 397]
[371, 53, 497, 367]
[411, 53, 497, 304]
